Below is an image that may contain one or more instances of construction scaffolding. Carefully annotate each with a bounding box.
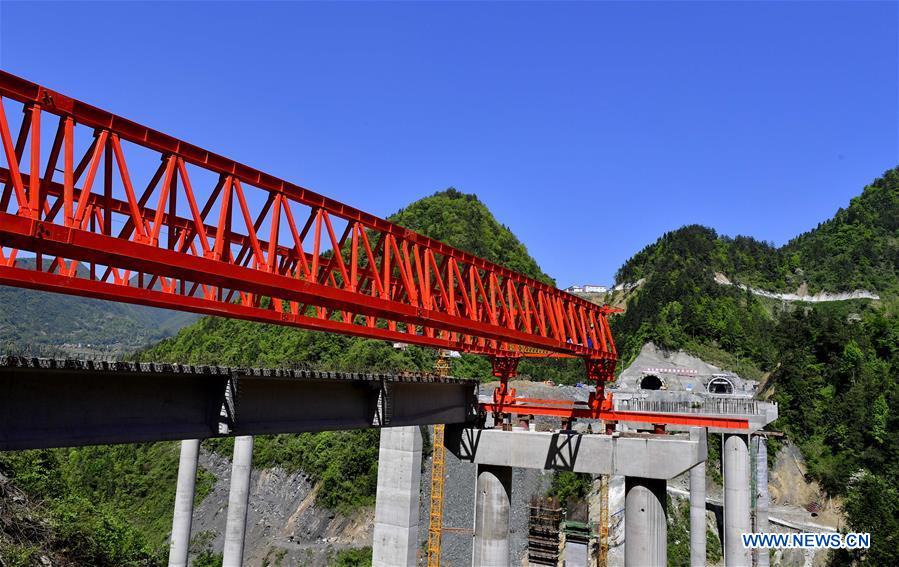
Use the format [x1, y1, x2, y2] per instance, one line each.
[598, 475, 609, 566]
[528, 497, 563, 566]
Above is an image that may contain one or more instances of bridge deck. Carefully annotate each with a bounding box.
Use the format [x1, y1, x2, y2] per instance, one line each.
[0, 356, 477, 450]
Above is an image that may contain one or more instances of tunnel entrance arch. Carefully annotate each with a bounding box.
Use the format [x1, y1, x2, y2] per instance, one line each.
[640, 374, 663, 391]
[707, 376, 734, 395]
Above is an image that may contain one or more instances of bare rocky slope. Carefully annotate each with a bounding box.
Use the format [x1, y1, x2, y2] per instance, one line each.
[185, 436, 552, 566]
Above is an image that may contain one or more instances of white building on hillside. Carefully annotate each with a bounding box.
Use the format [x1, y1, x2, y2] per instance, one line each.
[565, 284, 608, 294]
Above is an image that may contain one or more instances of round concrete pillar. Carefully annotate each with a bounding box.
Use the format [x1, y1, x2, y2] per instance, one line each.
[689, 428, 708, 567]
[472, 465, 512, 567]
[625, 476, 667, 567]
[690, 461, 707, 567]
[168, 439, 200, 567]
[754, 436, 770, 567]
[724, 433, 751, 567]
[223, 435, 254, 567]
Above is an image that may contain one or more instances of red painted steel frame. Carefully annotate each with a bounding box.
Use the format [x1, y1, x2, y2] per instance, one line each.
[479, 401, 750, 429]
[0, 71, 752, 430]
[0, 70, 618, 365]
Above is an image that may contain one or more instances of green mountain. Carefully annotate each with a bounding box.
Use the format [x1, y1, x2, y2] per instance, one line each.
[618, 168, 899, 297]
[611, 167, 899, 564]
[389, 188, 553, 285]
[0, 260, 198, 356]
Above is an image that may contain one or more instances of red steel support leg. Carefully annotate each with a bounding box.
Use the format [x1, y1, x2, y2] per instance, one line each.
[586, 357, 616, 432]
[491, 356, 520, 428]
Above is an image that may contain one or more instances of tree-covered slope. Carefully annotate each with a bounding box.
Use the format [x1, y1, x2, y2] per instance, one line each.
[611, 167, 899, 564]
[618, 168, 899, 296]
[785, 168, 899, 295]
[0, 260, 197, 356]
[389, 188, 553, 285]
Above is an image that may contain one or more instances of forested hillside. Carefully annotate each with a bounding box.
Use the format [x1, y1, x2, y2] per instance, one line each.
[611, 168, 899, 564]
[0, 260, 197, 356]
[617, 168, 898, 297]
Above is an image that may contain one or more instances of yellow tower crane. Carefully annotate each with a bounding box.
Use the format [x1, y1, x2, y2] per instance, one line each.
[427, 350, 451, 567]
[598, 474, 610, 566]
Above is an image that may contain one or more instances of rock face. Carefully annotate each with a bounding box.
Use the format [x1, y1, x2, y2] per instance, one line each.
[190, 449, 373, 567]
[614, 342, 758, 397]
[188, 440, 553, 566]
[713, 272, 880, 302]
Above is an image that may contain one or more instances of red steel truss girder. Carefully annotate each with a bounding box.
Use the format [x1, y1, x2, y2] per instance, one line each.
[0, 264, 528, 358]
[0, 70, 618, 361]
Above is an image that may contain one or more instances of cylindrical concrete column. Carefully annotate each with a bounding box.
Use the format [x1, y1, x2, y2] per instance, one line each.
[168, 439, 200, 567]
[754, 436, 770, 567]
[625, 476, 667, 567]
[724, 433, 751, 567]
[690, 461, 707, 567]
[472, 465, 512, 567]
[223, 435, 254, 567]
[372, 426, 423, 567]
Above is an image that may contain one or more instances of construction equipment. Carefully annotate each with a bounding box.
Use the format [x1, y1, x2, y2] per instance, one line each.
[0, 70, 754, 433]
[528, 496, 563, 565]
[426, 423, 445, 566]
[598, 475, 610, 566]
[426, 350, 451, 567]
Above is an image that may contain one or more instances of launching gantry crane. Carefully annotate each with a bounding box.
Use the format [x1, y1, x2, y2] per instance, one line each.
[0, 70, 756, 567]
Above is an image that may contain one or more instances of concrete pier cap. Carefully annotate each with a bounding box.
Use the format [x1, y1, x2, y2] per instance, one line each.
[446, 426, 707, 480]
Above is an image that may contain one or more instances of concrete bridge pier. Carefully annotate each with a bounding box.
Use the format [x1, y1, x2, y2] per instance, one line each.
[372, 426, 423, 567]
[446, 427, 708, 567]
[724, 433, 751, 567]
[168, 439, 200, 567]
[754, 435, 770, 567]
[472, 464, 512, 567]
[625, 476, 667, 567]
[690, 430, 707, 567]
[223, 435, 254, 567]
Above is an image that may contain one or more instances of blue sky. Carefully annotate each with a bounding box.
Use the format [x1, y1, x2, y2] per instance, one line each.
[1, 1, 896, 286]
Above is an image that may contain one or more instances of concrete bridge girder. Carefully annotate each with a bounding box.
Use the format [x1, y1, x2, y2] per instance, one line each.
[0, 361, 478, 450]
[445, 427, 708, 480]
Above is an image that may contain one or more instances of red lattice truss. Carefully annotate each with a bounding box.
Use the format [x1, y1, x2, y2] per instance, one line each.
[0, 70, 618, 366]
